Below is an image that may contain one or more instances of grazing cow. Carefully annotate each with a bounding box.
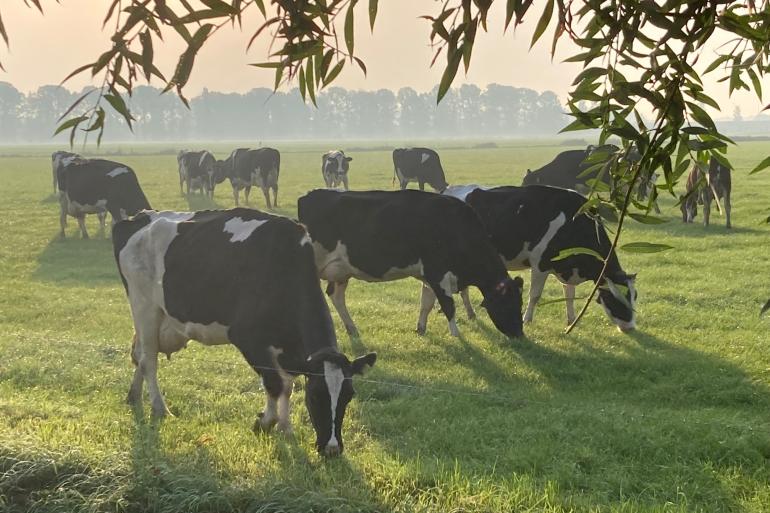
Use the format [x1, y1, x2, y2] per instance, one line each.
[51, 150, 80, 194]
[58, 158, 151, 239]
[392, 148, 449, 192]
[464, 185, 638, 332]
[681, 157, 732, 228]
[113, 208, 376, 456]
[221, 148, 281, 207]
[522, 145, 659, 213]
[322, 150, 353, 189]
[298, 189, 524, 338]
[177, 150, 221, 198]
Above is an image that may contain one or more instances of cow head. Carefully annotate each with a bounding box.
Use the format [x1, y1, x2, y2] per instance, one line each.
[521, 169, 538, 186]
[596, 272, 637, 332]
[303, 349, 377, 457]
[480, 276, 524, 338]
[680, 194, 697, 223]
[324, 151, 352, 176]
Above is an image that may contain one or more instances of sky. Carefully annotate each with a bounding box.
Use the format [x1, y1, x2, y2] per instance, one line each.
[1, 0, 766, 119]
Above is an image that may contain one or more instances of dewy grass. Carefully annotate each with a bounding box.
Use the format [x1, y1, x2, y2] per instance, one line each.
[1, 140, 769, 512]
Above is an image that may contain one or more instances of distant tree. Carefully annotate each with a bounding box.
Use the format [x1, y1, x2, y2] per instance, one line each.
[0, 81, 22, 142]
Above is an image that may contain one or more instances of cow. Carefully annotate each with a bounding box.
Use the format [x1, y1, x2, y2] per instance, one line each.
[51, 150, 80, 194]
[297, 189, 524, 338]
[58, 158, 151, 239]
[522, 145, 659, 213]
[112, 208, 376, 456]
[177, 150, 221, 198]
[681, 157, 732, 228]
[462, 185, 637, 332]
[392, 148, 449, 192]
[220, 148, 281, 207]
[322, 150, 353, 189]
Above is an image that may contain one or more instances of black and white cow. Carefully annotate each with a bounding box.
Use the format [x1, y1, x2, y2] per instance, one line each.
[322, 150, 352, 189]
[177, 150, 221, 198]
[298, 189, 524, 338]
[51, 150, 81, 194]
[522, 145, 659, 213]
[113, 208, 376, 456]
[681, 157, 732, 228]
[462, 185, 637, 332]
[58, 158, 151, 239]
[392, 148, 448, 192]
[220, 147, 281, 207]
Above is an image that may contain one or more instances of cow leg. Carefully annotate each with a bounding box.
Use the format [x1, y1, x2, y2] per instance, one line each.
[276, 373, 294, 434]
[232, 185, 240, 206]
[563, 283, 577, 325]
[244, 186, 251, 205]
[76, 215, 89, 239]
[724, 191, 731, 229]
[255, 371, 281, 432]
[131, 307, 170, 417]
[416, 282, 436, 335]
[524, 269, 549, 323]
[433, 284, 459, 337]
[97, 211, 107, 234]
[703, 194, 711, 227]
[418, 181, 426, 191]
[179, 175, 184, 195]
[342, 175, 349, 191]
[272, 185, 278, 207]
[460, 288, 476, 320]
[262, 186, 271, 209]
[59, 204, 68, 238]
[327, 280, 359, 337]
[126, 332, 144, 405]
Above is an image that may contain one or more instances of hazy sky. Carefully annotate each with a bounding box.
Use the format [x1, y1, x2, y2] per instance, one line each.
[1, 0, 766, 118]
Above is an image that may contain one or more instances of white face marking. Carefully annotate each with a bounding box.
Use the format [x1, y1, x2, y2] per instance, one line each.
[223, 217, 268, 243]
[323, 361, 345, 448]
[107, 167, 130, 178]
[421, 152, 430, 164]
[599, 278, 637, 331]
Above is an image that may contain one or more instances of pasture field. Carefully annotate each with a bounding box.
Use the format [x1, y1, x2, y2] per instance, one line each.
[1, 139, 769, 513]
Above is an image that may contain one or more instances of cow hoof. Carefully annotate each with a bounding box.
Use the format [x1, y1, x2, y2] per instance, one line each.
[254, 412, 277, 433]
[151, 405, 172, 418]
[276, 422, 293, 436]
[415, 325, 427, 336]
[126, 391, 141, 406]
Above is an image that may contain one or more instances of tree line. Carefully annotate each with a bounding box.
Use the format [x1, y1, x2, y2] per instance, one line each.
[0, 82, 568, 143]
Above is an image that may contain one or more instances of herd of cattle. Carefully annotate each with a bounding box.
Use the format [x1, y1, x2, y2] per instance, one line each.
[50, 144, 732, 456]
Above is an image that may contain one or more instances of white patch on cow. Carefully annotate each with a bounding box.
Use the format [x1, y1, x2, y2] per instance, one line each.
[299, 232, 312, 246]
[314, 240, 423, 282]
[223, 217, 267, 243]
[529, 212, 566, 269]
[439, 271, 459, 296]
[421, 152, 430, 164]
[107, 167, 130, 178]
[563, 268, 588, 286]
[324, 361, 344, 449]
[442, 184, 487, 202]
[198, 151, 210, 167]
[157, 317, 230, 355]
[601, 278, 637, 332]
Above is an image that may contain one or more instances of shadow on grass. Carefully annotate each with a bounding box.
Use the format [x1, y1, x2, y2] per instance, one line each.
[32, 235, 117, 286]
[185, 192, 224, 211]
[40, 193, 59, 204]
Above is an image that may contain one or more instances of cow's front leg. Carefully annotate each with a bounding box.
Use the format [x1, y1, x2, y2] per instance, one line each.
[97, 211, 107, 234]
[244, 186, 251, 205]
[59, 204, 68, 238]
[272, 185, 278, 207]
[276, 373, 294, 434]
[76, 215, 89, 239]
[255, 370, 283, 432]
[724, 191, 731, 229]
[432, 283, 459, 337]
[460, 288, 476, 320]
[703, 193, 711, 227]
[342, 175, 349, 191]
[327, 280, 359, 337]
[524, 269, 549, 323]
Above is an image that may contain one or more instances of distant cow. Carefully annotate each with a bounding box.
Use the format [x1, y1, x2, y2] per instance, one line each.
[681, 157, 732, 228]
[322, 150, 352, 189]
[523, 145, 659, 213]
[51, 151, 81, 194]
[113, 208, 376, 456]
[177, 150, 221, 198]
[464, 185, 638, 332]
[392, 148, 448, 192]
[58, 158, 151, 239]
[298, 189, 524, 338]
[220, 147, 281, 207]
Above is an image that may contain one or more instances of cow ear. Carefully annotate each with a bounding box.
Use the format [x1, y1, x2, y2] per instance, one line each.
[346, 157, 353, 162]
[351, 352, 377, 375]
[526, 169, 531, 175]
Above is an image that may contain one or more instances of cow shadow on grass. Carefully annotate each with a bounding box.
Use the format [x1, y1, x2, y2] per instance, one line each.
[32, 235, 117, 287]
[356, 320, 770, 511]
[40, 193, 59, 204]
[126, 394, 392, 512]
[185, 193, 224, 211]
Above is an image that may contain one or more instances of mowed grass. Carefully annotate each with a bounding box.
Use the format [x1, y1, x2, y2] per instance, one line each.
[1, 139, 769, 513]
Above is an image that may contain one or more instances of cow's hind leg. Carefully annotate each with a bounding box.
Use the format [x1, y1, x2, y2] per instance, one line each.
[327, 280, 359, 337]
[563, 283, 577, 326]
[255, 370, 281, 432]
[724, 190, 731, 229]
[460, 288, 476, 320]
[433, 283, 459, 337]
[524, 269, 549, 323]
[262, 186, 271, 209]
[244, 186, 251, 205]
[272, 184, 278, 207]
[133, 307, 171, 417]
[417, 282, 436, 335]
[232, 185, 240, 206]
[59, 203, 68, 238]
[97, 211, 107, 234]
[126, 332, 144, 406]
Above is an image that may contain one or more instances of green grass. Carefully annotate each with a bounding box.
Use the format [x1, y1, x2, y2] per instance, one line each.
[1, 140, 769, 513]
